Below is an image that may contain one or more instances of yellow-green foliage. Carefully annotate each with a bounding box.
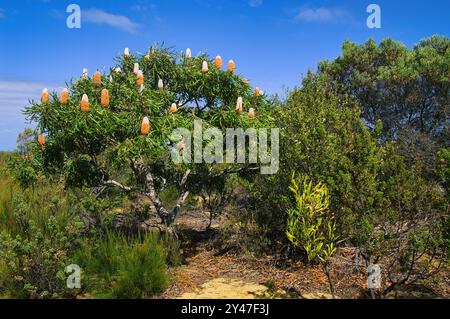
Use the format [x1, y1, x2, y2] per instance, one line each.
[0, 152, 71, 236]
[286, 173, 337, 264]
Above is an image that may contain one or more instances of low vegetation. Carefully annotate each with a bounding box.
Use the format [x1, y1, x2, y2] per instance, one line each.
[0, 36, 449, 299]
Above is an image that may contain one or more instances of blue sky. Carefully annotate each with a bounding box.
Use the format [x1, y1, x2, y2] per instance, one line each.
[0, 0, 449, 150]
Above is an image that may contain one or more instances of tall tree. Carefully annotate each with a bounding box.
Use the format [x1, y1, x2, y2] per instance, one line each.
[318, 36, 450, 169]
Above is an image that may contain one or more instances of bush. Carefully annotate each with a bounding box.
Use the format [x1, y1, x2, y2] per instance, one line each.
[0, 155, 82, 298]
[0, 211, 83, 299]
[252, 73, 384, 242]
[0, 153, 176, 299]
[286, 173, 337, 264]
[285, 173, 338, 297]
[75, 231, 171, 298]
[250, 73, 449, 297]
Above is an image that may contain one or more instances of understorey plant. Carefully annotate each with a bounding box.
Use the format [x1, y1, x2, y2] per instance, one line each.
[286, 173, 338, 298]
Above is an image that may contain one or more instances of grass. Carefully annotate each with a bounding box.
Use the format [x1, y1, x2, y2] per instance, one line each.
[75, 231, 170, 298]
[0, 152, 72, 236]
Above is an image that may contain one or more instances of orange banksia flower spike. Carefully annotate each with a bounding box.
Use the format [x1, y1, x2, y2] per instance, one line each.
[41, 88, 49, 104]
[136, 70, 144, 86]
[214, 55, 223, 69]
[80, 94, 90, 112]
[101, 89, 109, 108]
[254, 87, 263, 97]
[170, 102, 178, 113]
[93, 71, 102, 87]
[140, 116, 150, 135]
[60, 88, 69, 105]
[37, 134, 46, 150]
[228, 59, 235, 73]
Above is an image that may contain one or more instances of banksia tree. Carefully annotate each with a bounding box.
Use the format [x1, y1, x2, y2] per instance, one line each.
[20, 45, 275, 229]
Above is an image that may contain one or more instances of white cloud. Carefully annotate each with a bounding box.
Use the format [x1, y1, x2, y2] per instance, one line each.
[0, 80, 56, 114]
[249, 0, 263, 7]
[0, 81, 56, 150]
[83, 8, 139, 33]
[295, 7, 350, 23]
[130, 3, 157, 12]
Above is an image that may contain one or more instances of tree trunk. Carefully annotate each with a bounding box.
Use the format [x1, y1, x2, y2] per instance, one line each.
[323, 262, 336, 299]
[131, 159, 190, 228]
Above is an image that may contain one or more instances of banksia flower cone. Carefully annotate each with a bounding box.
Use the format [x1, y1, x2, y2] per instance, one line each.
[248, 107, 255, 119]
[41, 88, 49, 104]
[124, 47, 130, 56]
[60, 88, 69, 105]
[140, 116, 150, 135]
[37, 134, 45, 149]
[170, 103, 178, 113]
[158, 78, 164, 90]
[254, 87, 263, 97]
[133, 63, 140, 74]
[236, 96, 243, 113]
[93, 71, 102, 87]
[228, 59, 235, 73]
[202, 61, 209, 72]
[82, 68, 89, 78]
[101, 89, 109, 107]
[80, 94, 90, 112]
[214, 55, 223, 69]
[136, 70, 144, 86]
[186, 48, 191, 61]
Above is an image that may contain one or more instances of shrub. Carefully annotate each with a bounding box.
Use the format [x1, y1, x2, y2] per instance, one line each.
[75, 231, 171, 298]
[251, 73, 449, 297]
[0, 211, 83, 299]
[286, 173, 337, 264]
[286, 173, 338, 297]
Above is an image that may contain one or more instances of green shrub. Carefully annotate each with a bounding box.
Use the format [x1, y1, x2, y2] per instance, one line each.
[286, 173, 338, 297]
[286, 173, 337, 264]
[251, 73, 449, 297]
[0, 212, 83, 299]
[75, 231, 171, 298]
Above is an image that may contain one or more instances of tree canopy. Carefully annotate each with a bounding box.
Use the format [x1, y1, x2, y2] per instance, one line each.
[317, 36, 450, 169]
[16, 46, 275, 227]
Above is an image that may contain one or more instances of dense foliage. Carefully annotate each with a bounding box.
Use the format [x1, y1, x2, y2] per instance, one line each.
[252, 69, 449, 297]
[1, 37, 449, 299]
[14, 46, 274, 228]
[317, 36, 450, 171]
